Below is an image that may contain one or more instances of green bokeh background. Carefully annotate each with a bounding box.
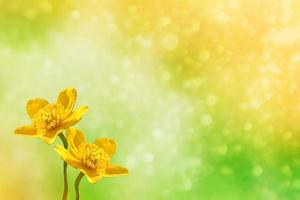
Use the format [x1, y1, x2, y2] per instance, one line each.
[1, 0, 300, 199]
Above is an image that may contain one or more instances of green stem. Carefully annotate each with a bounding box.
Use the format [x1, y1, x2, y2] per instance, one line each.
[59, 133, 68, 200]
[75, 172, 84, 200]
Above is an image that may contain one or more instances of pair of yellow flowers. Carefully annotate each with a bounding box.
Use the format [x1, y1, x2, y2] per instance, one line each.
[15, 88, 128, 184]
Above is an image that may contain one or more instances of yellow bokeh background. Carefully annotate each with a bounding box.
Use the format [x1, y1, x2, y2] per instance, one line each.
[1, 0, 300, 199]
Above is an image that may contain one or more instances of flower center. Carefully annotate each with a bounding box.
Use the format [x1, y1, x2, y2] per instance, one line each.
[33, 104, 64, 130]
[78, 143, 109, 169]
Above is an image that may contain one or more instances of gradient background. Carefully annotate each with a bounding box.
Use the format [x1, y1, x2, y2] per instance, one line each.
[1, 0, 300, 199]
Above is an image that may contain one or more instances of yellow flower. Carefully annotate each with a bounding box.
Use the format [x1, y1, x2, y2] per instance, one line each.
[15, 88, 88, 144]
[55, 128, 128, 183]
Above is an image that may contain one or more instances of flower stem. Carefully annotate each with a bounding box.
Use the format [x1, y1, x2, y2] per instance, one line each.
[75, 172, 84, 200]
[59, 133, 68, 200]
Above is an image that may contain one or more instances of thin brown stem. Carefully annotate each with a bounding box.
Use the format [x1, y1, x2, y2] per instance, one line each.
[59, 133, 68, 200]
[75, 172, 84, 200]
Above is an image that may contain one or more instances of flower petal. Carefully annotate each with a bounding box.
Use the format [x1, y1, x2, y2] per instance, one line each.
[81, 168, 102, 184]
[55, 145, 83, 166]
[40, 128, 63, 144]
[95, 138, 116, 157]
[60, 106, 88, 128]
[67, 128, 86, 152]
[14, 125, 40, 137]
[55, 145, 102, 183]
[104, 165, 128, 177]
[26, 98, 49, 118]
[57, 88, 77, 118]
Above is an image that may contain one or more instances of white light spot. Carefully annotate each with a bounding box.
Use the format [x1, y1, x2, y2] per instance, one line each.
[143, 152, 154, 163]
[201, 114, 212, 126]
[189, 21, 200, 33]
[217, 145, 228, 155]
[199, 50, 210, 61]
[161, 16, 172, 27]
[107, 23, 118, 33]
[228, 0, 240, 9]
[293, 179, 300, 189]
[283, 132, 292, 140]
[221, 166, 233, 176]
[24, 9, 37, 19]
[249, 98, 262, 109]
[265, 92, 272, 100]
[290, 53, 300, 63]
[206, 94, 217, 106]
[282, 165, 293, 177]
[282, 180, 291, 188]
[268, 64, 281, 75]
[244, 122, 253, 131]
[233, 144, 242, 152]
[71, 10, 81, 20]
[40, 2, 53, 13]
[126, 156, 137, 169]
[128, 5, 137, 13]
[253, 165, 263, 177]
[217, 45, 224, 53]
[161, 33, 178, 50]
[136, 36, 152, 49]
[122, 57, 132, 69]
[161, 71, 171, 82]
[152, 128, 164, 139]
[183, 180, 193, 191]
[183, 78, 204, 89]
[90, 15, 99, 23]
[215, 11, 230, 24]
[110, 75, 120, 84]
[267, 27, 298, 45]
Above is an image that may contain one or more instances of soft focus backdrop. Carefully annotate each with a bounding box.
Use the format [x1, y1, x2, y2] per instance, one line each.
[1, 0, 300, 199]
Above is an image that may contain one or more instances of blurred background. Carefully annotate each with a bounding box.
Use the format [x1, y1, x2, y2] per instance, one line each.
[1, 0, 300, 199]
